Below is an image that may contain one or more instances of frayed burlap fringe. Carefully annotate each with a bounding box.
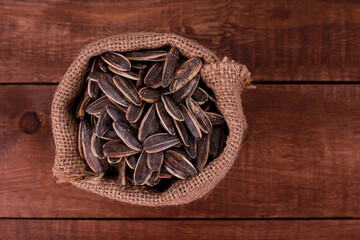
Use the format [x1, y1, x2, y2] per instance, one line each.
[51, 32, 251, 206]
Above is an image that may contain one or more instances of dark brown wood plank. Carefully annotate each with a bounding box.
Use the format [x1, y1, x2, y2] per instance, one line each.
[0, 0, 359, 83]
[0, 85, 360, 218]
[1, 219, 360, 240]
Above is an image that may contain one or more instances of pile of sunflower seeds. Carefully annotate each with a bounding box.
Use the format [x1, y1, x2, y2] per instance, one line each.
[75, 47, 226, 188]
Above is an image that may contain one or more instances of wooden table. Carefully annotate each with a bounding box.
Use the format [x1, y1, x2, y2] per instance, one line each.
[1, 0, 359, 239]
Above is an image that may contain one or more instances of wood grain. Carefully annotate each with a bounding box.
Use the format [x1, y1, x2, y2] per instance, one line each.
[1, 219, 360, 240]
[1, 84, 359, 218]
[0, 0, 359, 83]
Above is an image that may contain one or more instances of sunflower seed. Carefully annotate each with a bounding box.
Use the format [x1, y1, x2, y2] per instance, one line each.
[143, 133, 181, 153]
[195, 132, 211, 171]
[155, 101, 176, 135]
[76, 91, 91, 119]
[98, 74, 130, 107]
[146, 178, 160, 187]
[169, 58, 202, 93]
[113, 75, 142, 106]
[174, 120, 190, 147]
[108, 65, 140, 81]
[185, 136, 197, 159]
[90, 57, 101, 73]
[162, 47, 180, 87]
[101, 51, 131, 71]
[172, 73, 200, 104]
[134, 151, 152, 185]
[206, 112, 224, 125]
[106, 104, 128, 123]
[161, 95, 184, 121]
[107, 157, 122, 165]
[138, 104, 159, 142]
[159, 168, 173, 179]
[114, 159, 128, 188]
[186, 98, 212, 133]
[81, 120, 108, 173]
[87, 72, 105, 82]
[100, 127, 119, 140]
[192, 87, 208, 105]
[146, 169, 161, 186]
[103, 139, 141, 158]
[164, 149, 197, 179]
[86, 95, 111, 116]
[91, 134, 104, 159]
[78, 120, 85, 159]
[94, 110, 112, 137]
[87, 76, 101, 99]
[210, 124, 224, 157]
[125, 155, 137, 169]
[125, 50, 167, 61]
[139, 87, 161, 103]
[147, 152, 164, 171]
[113, 122, 143, 151]
[126, 103, 145, 123]
[90, 115, 97, 129]
[136, 69, 145, 90]
[131, 62, 147, 70]
[144, 62, 164, 88]
[178, 104, 202, 140]
[98, 57, 109, 72]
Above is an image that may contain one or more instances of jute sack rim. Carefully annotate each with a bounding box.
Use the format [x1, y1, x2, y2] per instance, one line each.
[51, 32, 251, 206]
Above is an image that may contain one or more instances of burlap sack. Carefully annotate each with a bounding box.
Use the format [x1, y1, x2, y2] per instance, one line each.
[51, 32, 252, 206]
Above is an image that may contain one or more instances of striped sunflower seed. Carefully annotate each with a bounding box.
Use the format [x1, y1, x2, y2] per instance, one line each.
[81, 120, 108, 173]
[94, 109, 112, 137]
[75, 91, 91, 119]
[113, 122, 143, 151]
[126, 103, 145, 123]
[185, 135, 197, 159]
[174, 120, 190, 147]
[78, 120, 86, 159]
[125, 155, 137, 169]
[86, 95, 111, 117]
[131, 62, 147, 70]
[192, 87, 208, 105]
[172, 73, 200, 104]
[209, 124, 224, 157]
[101, 51, 131, 71]
[143, 133, 181, 153]
[125, 50, 167, 61]
[133, 151, 152, 185]
[100, 127, 119, 140]
[169, 58, 202, 93]
[139, 87, 161, 103]
[147, 151, 164, 171]
[113, 75, 142, 106]
[164, 149, 197, 179]
[138, 104, 159, 142]
[98, 74, 130, 107]
[114, 159, 128, 188]
[195, 132, 211, 171]
[106, 104, 128, 124]
[144, 62, 164, 88]
[108, 65, 140, 81]
[161, 95, 184, 121]
[155, 101, 176, 135]
[146, 169, 161, 186]
[186, 97, 212, 134]
[87, 76, 101, 100]
[91, 134, 104, 159]
[162, 47, 180, 87]
[98, 57, 109, 72]
[103, 139, 141, 158]
[178, 104, 202, 140]
[158, 168, 173, 179]
[206, 112, 224, 125]
[136, 69, 145, 90]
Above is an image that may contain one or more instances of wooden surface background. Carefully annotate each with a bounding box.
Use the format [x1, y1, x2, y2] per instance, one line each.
[1, 0, 360, 239]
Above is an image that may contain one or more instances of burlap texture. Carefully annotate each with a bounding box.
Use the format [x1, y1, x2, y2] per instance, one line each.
[51, 32, 251, 206]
